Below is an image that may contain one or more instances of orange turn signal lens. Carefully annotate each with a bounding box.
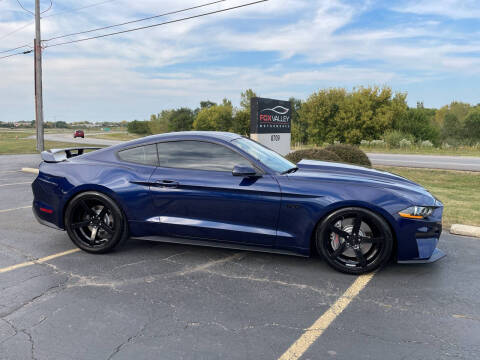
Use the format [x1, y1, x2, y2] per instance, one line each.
[398, 212, 423, 219]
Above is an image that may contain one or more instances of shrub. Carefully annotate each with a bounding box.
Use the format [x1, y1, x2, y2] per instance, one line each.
[370, 139, 386, 147]
[360, 140, 370, 146]
[421, 140, 433, 147]
[399, 138, 412, 147]
[323, 144, 371, 167]
[383, 130, 414, 148]
[127, 120, 151, 135]
[285, 149, 341, 164]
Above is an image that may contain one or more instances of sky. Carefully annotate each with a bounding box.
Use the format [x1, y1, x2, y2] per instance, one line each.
[0, 0, 479, 123]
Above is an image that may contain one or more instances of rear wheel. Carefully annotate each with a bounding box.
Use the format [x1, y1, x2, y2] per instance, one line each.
[316, 207, 393, 274]
[65, 192, 128, 253]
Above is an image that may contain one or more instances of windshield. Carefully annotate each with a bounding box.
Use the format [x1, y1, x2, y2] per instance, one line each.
[232, 137, 296, 173]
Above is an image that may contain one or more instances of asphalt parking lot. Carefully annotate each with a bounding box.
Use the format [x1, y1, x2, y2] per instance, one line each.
[0, 155, 479, 360]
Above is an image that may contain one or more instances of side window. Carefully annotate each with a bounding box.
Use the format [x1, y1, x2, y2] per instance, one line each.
[156, 141, 251, 172]
[118, 144, 158, 166]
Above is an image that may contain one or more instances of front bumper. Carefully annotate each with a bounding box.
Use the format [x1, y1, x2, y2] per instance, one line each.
[397, 248, 446, 264]
[395, 206, 445, 262]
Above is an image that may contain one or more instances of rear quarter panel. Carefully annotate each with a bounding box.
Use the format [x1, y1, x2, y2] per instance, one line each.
[33, 159, 155, 229]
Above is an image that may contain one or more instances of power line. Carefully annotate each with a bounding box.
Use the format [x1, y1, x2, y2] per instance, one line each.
[0, 43, 31, 54]
[15, 0, 52, 16]
[40, 0, 53, 15]
[0, 49, 32, 60]
[44, 0, 227, 42]
[15, 0, 34, 16]
[0, 0, 118, 41]
[44, 0, 268, 49]
[42, 0, 119, 19]
[0, 21, 33, 41]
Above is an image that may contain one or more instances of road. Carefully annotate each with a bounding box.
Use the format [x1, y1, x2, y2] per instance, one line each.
[0, 154, 479, 359]
[367, 153, 480, 171]
[29, 132, 122, 146]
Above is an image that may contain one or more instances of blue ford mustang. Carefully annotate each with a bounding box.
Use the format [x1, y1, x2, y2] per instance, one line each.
[32, 131, 445, 274]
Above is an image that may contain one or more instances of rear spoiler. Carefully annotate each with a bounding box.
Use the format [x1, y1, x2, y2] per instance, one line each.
[41, 147, 102, 163]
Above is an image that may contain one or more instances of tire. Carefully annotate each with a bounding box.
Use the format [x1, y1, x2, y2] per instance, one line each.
[65, 191, 128, 253]
[316, 207, 393, 275]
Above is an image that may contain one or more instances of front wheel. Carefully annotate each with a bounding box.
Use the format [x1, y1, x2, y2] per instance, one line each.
[65, 191, 128, 253]
[316, 207, 393, 274]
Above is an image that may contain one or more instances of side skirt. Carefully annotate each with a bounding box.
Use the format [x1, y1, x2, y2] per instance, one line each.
[131, 235, 309, 258]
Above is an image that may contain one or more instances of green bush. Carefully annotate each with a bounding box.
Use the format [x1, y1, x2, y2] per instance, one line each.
[127, 120, 151, 135]
[383, 130, 415, 148]
[285, 149, 341, 164]
[323, 144, 371, 167]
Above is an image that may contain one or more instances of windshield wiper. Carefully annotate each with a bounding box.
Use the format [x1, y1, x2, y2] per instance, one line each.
[281, 167, 298, 175]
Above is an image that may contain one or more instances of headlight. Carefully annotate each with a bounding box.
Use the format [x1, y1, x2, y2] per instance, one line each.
[398, 206, 435, 219]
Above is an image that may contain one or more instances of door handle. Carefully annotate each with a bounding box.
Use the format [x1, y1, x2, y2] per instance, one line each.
[155, 180, 179, 188]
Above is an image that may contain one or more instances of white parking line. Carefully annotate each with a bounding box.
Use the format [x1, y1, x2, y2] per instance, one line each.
[0, 182, 31, 187]
[0, 205, 32, 213]
[0, 170, 21, 174]
[278, 273, 375, 360]
[0, 249, 80, 274]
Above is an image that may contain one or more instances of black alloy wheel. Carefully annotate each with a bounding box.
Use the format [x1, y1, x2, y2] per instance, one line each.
[65, 191, 128, 253]
[316, 207, 393, 274]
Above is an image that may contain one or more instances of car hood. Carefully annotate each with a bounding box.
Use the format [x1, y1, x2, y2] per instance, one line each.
[291, 160, 433, 200]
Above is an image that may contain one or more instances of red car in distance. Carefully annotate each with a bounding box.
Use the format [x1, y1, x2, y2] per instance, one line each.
[74, 130, 85, 138]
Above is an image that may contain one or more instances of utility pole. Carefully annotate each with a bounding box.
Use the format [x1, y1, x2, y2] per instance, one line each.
[34, 0, 44, 152]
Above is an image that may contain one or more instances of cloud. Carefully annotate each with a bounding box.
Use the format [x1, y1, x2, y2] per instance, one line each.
[1, 0, 480, 122]
[395, 0, 480, 19]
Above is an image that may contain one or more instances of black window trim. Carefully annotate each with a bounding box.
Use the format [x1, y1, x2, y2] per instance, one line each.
[154, 139, 264, 174]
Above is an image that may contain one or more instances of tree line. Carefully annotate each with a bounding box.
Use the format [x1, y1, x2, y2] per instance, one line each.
[127, 86, 480, 147]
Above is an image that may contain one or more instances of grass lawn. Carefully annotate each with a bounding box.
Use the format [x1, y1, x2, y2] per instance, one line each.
[293, 144, 480, 156]
[362, 146, 480, 157]
[377, 166, 480, 228]
[89, 132, 141, 141]
[0, 130, 105, 155]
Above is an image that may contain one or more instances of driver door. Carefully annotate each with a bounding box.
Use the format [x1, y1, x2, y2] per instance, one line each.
[148, 140, 281, 247]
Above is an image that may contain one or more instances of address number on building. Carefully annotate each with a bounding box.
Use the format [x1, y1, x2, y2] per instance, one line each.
[271, 135, 281, 142]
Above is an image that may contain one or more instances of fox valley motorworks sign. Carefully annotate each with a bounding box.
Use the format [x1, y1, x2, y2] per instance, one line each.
[250, 97, 291, 155]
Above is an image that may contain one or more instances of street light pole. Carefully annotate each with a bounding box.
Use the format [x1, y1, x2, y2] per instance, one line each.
[34, 0, 44, 152]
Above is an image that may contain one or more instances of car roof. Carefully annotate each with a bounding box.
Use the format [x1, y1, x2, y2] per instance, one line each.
[121, 131, 243, 147]
[80, 131, 244, 162]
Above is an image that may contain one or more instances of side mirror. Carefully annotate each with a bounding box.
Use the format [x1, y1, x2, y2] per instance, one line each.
[232, 164, 258, 177]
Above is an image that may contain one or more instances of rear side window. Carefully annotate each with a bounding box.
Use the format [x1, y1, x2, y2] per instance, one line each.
[118, 144, 158, 166]
[156, 141, 251, 172]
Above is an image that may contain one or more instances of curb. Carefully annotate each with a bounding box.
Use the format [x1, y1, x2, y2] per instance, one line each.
[450, 224, 480, 238]
[21, 167, 39, 174]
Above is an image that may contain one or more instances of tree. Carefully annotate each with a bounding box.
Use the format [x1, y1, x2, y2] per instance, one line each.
[240, 89, 257, 111]
[168, 108, 195, 132]
[442, 113, 461, 141]
[200, 101, 216, 109]
[299, 86, 408, 145]
[231, 110, 250, 136]
[54, 121, 69, 128]
[463, 111, 480, 142]
[290, 97, 306, 144]
[127, 120, 151, 135]
[435, 101, 471, 128]
[149, 112, 170, 134]
[193, 102, 233, 131]
[394, 108, 439, 144]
